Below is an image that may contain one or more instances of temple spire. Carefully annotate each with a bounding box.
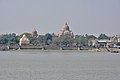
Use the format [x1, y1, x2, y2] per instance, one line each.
[65, 21, 68, 25]
[32, 28, 38, 37]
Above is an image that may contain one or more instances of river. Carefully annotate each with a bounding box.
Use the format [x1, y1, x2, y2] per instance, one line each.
[0, 50, 120, 80]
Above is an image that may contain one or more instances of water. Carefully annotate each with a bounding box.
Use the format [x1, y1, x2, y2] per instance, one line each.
[0, 50, 120, 80]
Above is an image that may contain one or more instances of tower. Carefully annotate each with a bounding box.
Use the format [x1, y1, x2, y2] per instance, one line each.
[32, 28, 38, 37]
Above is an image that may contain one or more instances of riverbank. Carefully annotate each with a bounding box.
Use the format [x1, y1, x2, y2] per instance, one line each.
[8, 48, 109, 53]
[0, 44, 120, 53]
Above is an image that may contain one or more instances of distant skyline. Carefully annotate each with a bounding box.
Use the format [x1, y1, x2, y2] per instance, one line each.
[0, 0, 120, 36]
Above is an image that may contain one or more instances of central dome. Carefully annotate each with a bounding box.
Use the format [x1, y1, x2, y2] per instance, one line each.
[63, 22, 70, 31]
[58, 22, 74, 37]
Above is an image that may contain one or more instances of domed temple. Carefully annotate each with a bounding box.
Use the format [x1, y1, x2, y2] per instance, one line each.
[59, 22, 74, 37]
[19, 34, 30, 46]
[32, 28, 38, 37]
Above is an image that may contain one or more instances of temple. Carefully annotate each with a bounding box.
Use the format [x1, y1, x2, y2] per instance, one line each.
[32, 28, 38, 37]
[59, 22, 74, 37]
[19, 34, 30, 46]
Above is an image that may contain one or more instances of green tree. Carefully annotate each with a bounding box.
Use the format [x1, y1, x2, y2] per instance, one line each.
[86, 34, 96, 40]
[58, 35, 74, 47]
[0, 33, 19, 44]
[0, 35, 8, 44]
[98, 33, 109, 40]
[44, 33, 52, 45]
[38, 35, 45, 44]
[74, 35, 90, 46]
[7, 33, 19, 44]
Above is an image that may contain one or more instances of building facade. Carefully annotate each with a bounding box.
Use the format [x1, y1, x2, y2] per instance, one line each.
[19, 34, 30, 46]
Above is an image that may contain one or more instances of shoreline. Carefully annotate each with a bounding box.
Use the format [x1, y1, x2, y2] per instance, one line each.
[0, 45, 120, 53]
[8, 48, 108, 53]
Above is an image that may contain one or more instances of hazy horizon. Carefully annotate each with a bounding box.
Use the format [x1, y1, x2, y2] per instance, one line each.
[0, 0, 120, 36]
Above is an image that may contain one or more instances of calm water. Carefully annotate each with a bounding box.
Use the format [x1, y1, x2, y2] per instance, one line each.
[0, 50, 120, 80]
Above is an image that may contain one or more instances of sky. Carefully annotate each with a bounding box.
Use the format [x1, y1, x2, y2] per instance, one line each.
[0, 0, 120, 36]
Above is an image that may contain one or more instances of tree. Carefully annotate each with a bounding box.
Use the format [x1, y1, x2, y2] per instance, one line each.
[8, 33, 19, 43]
[79, 35, 88, 46]
[98, 34, 109, 40]
[74, 35, 81, 46]
[38, 35, 45, 45]
[30, 37, 40, 46]
[58, 35, 74, 47]
[44, 33, 52, 45]
[0, 33, 19, 44]
[86, 34, 97, 40]
[0, 35, 8, 44]
[74, 35, 91, 47]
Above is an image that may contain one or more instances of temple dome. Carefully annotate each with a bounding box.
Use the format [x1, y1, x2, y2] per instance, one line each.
[58, 22, 74, 37]
[62, 22, 70, 31]
[32, 28, 38, 37]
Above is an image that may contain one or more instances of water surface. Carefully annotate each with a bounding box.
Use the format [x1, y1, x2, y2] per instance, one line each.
[0, 50, 120, 80]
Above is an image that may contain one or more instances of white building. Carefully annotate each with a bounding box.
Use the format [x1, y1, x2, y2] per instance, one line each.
[19, 34, 30, 46]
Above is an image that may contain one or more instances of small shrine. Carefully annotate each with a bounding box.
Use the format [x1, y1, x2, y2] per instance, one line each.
[19, 34, 30, 46]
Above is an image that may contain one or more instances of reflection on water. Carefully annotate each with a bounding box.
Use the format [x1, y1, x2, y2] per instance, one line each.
[0, 51, 120, 80]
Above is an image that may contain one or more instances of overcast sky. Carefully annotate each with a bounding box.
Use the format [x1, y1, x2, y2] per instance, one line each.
[0, 0, 120, 36]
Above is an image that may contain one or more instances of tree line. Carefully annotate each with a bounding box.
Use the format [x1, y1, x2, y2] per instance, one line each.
[0, 33, 110, 47]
